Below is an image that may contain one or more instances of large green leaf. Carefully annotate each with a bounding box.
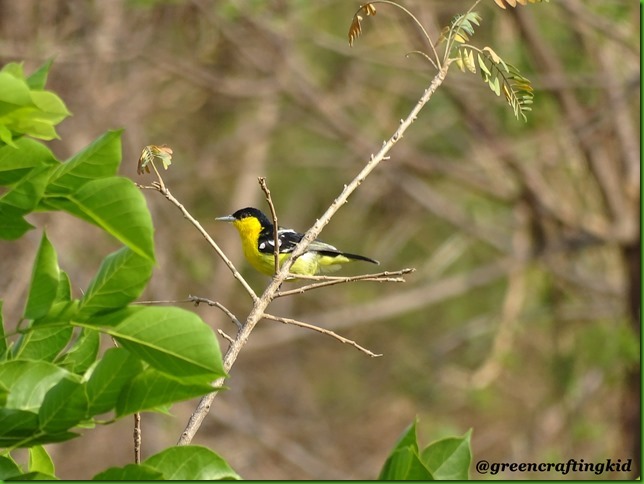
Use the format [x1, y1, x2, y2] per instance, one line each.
[38, 377, 88, 432]
[0, 204, 34, 240]
[116, 367, 217, 417]
[0, 166, 54, 241]
[93, 464, 163, 480]
[0, 409, 40, 444]
[47, 130, 122, 194]
[378, 419, 434, 480]
[11, 325, 73, 362]
[0, 70, 31, 105]
[420, 429, 472, 480]
[23, 232, 59, 320]
[0, 138, 57, 185]
[88, 307, 225, 380]
[379, 447, 434, 480]
[144, 446, 241, 480]
[0, 407, 77, 447]
[28, 445, 55, 476]
[79, 247, 154, 319]
[45, 177, 155, 261]
[0, 360, 67, 411]
[85, 347, 143, 416]
[0, 455, 23, 480]
[1, 165, 53, 213]
[57, 328, 100, 374]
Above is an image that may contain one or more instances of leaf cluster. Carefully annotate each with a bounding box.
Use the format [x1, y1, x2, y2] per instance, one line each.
[378, 419, 472, 480]
[348, 2, 539, 122]
[0, 62, 229, 479]
[455, 46, 534, 121]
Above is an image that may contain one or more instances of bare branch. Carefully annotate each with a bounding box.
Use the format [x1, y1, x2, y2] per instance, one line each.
[262, 313, 382, 358]
[133, 413, 141, 464]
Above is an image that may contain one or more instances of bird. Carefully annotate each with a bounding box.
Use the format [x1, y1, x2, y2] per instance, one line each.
[216, 207, 379, 277]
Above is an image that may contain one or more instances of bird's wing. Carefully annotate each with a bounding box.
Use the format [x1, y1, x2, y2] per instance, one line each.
[257, 227, 340, 255]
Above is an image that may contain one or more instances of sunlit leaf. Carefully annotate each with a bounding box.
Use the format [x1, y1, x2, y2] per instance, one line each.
[23, 232, 59, 321]
[144, 446, 241, 480]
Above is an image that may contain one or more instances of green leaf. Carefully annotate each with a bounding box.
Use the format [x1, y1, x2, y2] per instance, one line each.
[28, 445, 55, 476]
[379, 447, 434, 480]
[45, 177, 155, 262]
[47, 130, 122, 194]
[1, 165, 54, 213]
[0, 455, 23, 480]
[0, 124, 16, 147]
[23, 232, 60, 320]
[79, 247, 154, 319]
[421, 429, 472, 480]
[57, 328, 100, 374]
[85, 347, 143, 416]
[38, 377, 89, 432]
[116, 367, 216, 417]
[378, 419, 434, 480]
[0, 70, 31, 105]
[93, 463, 163, 480]
[55, 270, 71, 302]
[0, 204, 34, 240]
[11, 325, 73, 362]
[31, 300, 80, 328]
[0, 409, 40, 445]
[0, 138, 58, 185]
[144, 446, 241, 480]
[88, 306, 225, 380]
[26, 60, 53, 90]
[0, 408, 78, 447]
[0, 360, 67, 411]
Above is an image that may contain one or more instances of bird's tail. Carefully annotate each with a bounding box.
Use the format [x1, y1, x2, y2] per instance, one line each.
[318, 250, 379, 265]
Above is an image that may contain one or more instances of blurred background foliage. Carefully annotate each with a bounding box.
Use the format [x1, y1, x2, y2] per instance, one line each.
[0, 0, 639, 479]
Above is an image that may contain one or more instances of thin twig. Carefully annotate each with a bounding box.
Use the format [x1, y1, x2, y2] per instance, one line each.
[262, 313, 382, 358]
[189, 295, 243, 330]
[133, 412, 141, 464]
[258, 177, 281, 274]
[362, 1, 441, 68]
[217, 329, 235, 345]
[177, 61, 452, 446]
[276, 268, 414, 297]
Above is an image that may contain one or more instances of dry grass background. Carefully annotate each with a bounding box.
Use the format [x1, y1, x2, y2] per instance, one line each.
[0, 0, 639, 479]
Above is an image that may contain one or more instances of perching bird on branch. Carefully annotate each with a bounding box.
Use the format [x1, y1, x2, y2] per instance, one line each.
[216, 207, 379, 277]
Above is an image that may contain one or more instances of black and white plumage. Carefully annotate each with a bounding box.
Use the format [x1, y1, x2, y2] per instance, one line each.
[216, 207, 379, 276]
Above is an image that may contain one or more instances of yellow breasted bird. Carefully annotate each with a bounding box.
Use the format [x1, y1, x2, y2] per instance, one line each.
[216, 207, 379, 277]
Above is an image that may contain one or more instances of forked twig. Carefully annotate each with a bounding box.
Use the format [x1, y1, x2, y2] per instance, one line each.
[189, 295, 242, 330]
[276, 268, 415, 297]
[262, 313, 382, 357]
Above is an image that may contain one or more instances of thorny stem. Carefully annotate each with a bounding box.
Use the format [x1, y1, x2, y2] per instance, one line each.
[177, 60, 452, 446]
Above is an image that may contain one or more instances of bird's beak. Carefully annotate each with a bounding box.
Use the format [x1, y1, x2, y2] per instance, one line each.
[215, 215, 235, 222]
